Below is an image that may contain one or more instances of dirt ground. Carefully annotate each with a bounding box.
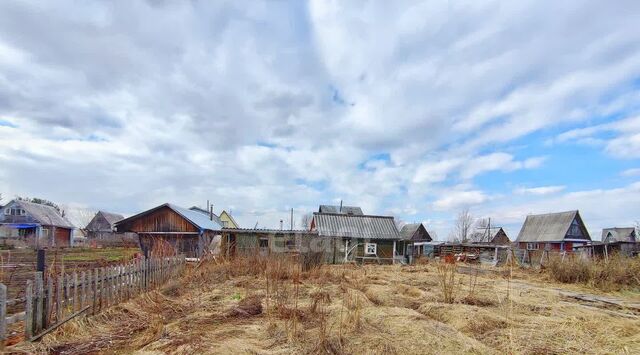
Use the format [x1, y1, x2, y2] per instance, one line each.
[10, 258, 640, 354]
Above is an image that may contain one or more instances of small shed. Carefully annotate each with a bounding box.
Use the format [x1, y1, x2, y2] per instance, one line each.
[400, 223, 433, 260]
[115, 203, 222, 258]
[221, 228, 318, 257]
[489, 227, 510, 245]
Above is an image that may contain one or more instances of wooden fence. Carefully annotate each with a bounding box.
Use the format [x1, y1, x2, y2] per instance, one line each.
[0, 255, 185, 346]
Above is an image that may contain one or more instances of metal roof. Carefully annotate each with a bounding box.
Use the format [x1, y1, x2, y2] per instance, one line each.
[399, 223, 432, 241]
[222, 228, 317, 235]
[7, 200, 75, 228]
[318, 205, 363, 215]
[601, 227, 636, 242]
[515, 210, 590, 242]
[116, 203, 223, 232]
[189, 206, 223, 226]
[313, 212, 400, 239]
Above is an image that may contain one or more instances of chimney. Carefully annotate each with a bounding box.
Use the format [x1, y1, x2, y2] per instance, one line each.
[210, 206, 214, 221]
[280, 219, 283, 230]
[339, 200, 343, 213]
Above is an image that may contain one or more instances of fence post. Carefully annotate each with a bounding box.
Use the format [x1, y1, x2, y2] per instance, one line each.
[56, 276, 63, 322]
[0, 283, 6, 348]
[25, 280, 33, 339]
[72, 272, 78, 313]
[35, 272, 44, 334]
[46, 277, 53, 328]
[65, 274, 71, 314]
[81, 271, 87, 309]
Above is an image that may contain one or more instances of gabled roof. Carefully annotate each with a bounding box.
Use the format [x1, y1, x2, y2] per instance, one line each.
[601, 227, 636, 242]
[9, 200, 74, 228]
[399, 223, 432, 241]
[99, 211, 124, 226]
[220, 210, 240, 228]
[318, 205, 363, 215]
[516, 210, 590, 242]
[312, 212, 400, 239]
[116, 203, 222, 231]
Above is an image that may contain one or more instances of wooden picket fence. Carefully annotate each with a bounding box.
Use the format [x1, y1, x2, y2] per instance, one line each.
[0, 255, 185, 346]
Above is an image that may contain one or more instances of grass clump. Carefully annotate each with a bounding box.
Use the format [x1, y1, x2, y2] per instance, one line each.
[547, 254, 640, 291]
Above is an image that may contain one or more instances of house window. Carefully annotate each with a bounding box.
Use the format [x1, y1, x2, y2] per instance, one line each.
[285, 239, 296, 249]
[5, 208, 25, 216]
[259, 238, 269, 248]
[222, 221, 229, 228]
[365, 243, 377, 255]
[526, 243, 539, 250]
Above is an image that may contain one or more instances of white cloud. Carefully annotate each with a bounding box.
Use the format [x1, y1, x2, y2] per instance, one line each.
[621, 168, 640, 177]
[514, 185, 566, 195]
[432, 189, 489, 211]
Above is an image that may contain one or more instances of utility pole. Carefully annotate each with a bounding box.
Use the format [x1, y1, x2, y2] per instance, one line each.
[290, 208, 294, 231]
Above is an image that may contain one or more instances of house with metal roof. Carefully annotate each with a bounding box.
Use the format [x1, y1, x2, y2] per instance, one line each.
[601, 227, 636, 243]
[515, 210, 591, 252]
[311, 207, 402, 264]
[0, 199, 75, 247]
[115, 203, 223, 258]
[400, 223, 434, 261]
[189, 206, 240, 228]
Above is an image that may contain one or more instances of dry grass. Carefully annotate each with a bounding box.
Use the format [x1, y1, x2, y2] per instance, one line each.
[11, 254, 640, 354]
[547, 254, 640, 291]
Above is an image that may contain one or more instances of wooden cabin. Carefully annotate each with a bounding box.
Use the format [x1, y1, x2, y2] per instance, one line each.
[515, 210, 591, 252]
[0, 199, 75, 248]
[400, 223, 433, 261]
[311, 207, 402, 264]
[85, 211, 138, 247]
[115, 203, 222, 258]
[221, 228, 318, 257]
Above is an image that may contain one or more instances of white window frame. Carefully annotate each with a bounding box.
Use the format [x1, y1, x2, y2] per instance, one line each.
[365, 243, 377, 255]
[526, 242, 539, 250]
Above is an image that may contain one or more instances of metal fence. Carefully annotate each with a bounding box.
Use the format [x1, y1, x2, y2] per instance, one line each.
[0, 255, 185, 346]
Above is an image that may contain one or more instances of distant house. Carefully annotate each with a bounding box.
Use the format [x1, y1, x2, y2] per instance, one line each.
[311, 206, 402, 264]
[221, 228, 317, 258]
[488, 227, 510, 245]
[115, 203, 222, 258]
[85, 211, 138, 247]
[515, 210, 591, 251]
[601, 227, 636, 243]
[0, 199, 75, 247]
[400, 223, 433, 259]
[189, 206, 240, 228]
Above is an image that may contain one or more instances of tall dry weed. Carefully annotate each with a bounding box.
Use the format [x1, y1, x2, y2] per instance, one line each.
[436, 261, 457, 303]
[547, 254, 640, 291]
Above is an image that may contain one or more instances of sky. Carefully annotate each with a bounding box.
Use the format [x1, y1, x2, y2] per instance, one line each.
[0, 0, 639, 240]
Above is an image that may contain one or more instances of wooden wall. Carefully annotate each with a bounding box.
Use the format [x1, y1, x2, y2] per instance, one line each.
[121, 207, 199, 233]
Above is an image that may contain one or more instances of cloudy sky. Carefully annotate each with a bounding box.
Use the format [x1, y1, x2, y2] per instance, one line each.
[1, 0, 639, 239]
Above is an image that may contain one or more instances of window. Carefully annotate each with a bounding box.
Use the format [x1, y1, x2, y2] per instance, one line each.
[222, 221, 229, 228]
[259, 238, 269, 248]
[285, 239, 296, 249]
[365, 243, 377, 255]
[526, 243, 539, 250]
[5, 208, 25, 216]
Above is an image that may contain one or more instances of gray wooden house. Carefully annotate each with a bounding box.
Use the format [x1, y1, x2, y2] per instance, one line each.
[515, 210, 591, 252]
[0, 199, 75, 247]
[311, 206, 402, 264]
[85, 211, 138, 247]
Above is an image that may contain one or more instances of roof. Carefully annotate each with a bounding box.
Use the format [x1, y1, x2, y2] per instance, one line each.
[189, 206, 223, 226]
[318, 205, 363, 215]
[12, 200, 75, 228]
[312, 212, 400, 239]
[601, 227, 636, 242]
[399, 223, 432, 241]
[117, 203, 223, 231]
[515, 210, 589, 242]
[99, 211, 124, 225]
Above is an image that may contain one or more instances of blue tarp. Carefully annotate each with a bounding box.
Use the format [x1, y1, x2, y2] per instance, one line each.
[3, 223, 39, 229]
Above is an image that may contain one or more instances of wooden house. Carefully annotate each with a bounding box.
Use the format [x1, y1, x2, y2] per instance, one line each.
[515, 210, 591, 252]
[115, 203, 222, 258]
[85, 211, 138, 247]
[400, 223, 433, 260]
[489, 227, 510, 245]
[601, 227, 636, 243]
[311, 207, 402, 264]
[189, 206, 240, 228]
[0, 199, 75, 247]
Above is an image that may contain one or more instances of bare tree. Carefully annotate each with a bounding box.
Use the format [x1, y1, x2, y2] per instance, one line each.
[470, 217, 490, 243]
[300, 213, 314, 230]
[453, 208, 474, 243]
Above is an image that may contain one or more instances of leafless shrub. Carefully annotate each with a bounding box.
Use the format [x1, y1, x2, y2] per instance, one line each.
[436, 261, 457, 303]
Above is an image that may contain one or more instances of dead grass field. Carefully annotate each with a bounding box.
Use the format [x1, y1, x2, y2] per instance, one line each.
[10, 256, 640, 355]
